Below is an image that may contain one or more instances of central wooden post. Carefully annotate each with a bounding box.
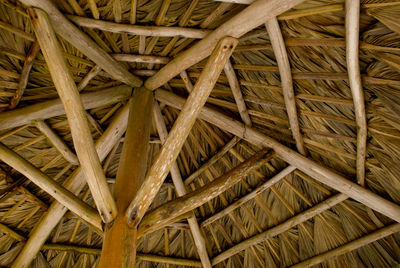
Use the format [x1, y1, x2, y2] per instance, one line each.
[99, 87, 153, 267]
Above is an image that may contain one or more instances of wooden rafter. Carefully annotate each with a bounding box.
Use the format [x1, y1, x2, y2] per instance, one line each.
[153, 102, 212, 268]
[138, 149, 274, 236]
[345, 0, 367, 186]
[145, 0, 306, 90]
[125, 37, 238, 227]
[154, 89, 400, 223]
[29, 8, 117, 223]
[99, 88, 153, 267]
[266, 17, 306, 155]
[11, 103, 130, 268]
[18, 0, 142, 87]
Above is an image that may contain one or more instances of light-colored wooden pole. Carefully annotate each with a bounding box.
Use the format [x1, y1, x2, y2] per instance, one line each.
[212, 193, 348, 265]
[11, 103, 130, 268]
[125, 37, 238, 227]
[0, 142, 101, 230]
[201, 165, 296, 227]
[152, 102, 212, 268]
[67, 15, 211, 39]
[0, 85, 132, 131]
[345, 0, 367, 186]
[99, 88, 153, 268]
[34, 120, 79, 165]
[266, 17, 306, 155]
[18, 0, 142, 87]
[112, 54, 170, 64]
[291, 223, 400, 267]
[29, 8, 117, 223]
[154, 89, 400, 223]
[145, 0, 305, 90]
[138, 149, 273, 236]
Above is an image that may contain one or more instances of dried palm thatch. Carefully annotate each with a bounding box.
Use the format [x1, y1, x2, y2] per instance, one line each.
[0, 0, 398, 267]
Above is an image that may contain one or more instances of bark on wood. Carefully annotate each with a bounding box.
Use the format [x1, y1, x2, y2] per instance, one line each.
[212, 193, 348, 265]
[138, 149, 274, 236]
[99, 88, 153, 268]
[266, 17, 306, 155]
[345, 0, 367, 186]
[0, 85, 131, 131]
[34, 120, 79, 165]
[125, 37, 238, 227]
[67, 15, 211, 39]
[8, 41, 40, 109]
[201, 165, 296, 227]
[0, 142, 101, 230]
[155, 89, 400, 224]
[18, 0, 142, 87]
[29, 8, 117, 223]
[145, 0, 305, 90]
[153, 102, 212, 268]
[11, 103, 130, 268]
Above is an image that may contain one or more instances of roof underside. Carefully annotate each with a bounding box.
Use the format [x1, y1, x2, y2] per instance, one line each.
[0, 0, 399, 267]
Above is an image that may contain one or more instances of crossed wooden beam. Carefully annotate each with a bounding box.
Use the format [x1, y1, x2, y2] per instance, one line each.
[0, 0, 396, 267]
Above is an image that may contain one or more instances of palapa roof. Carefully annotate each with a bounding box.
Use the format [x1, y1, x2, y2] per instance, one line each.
[0, 0, 399, 267]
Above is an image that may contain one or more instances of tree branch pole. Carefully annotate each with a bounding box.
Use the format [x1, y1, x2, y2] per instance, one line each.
[125, 37, 238, 227]
[29, 8, 117, 223]
[99, 88, 153, 267]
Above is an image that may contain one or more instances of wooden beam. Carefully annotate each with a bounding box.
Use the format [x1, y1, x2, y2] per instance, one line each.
[154, 89, 400, 223]
[99, 88, 153, 267]
[29, 8, 117, 223]
[138, 149, 274, 236]
[8, 41, 40, 109]
[0, 85, 132, 131]
[345, 0, 367, 186]
[11, 103, 130, 268]
[34, 120, 79, 165]
[112, 54, 170, 64]
[67, 15, 211, 39]
[212, 193, 348, 265]
[201, 165, 295, 227]
[144, 0, 305, 90]
[224, 60, 252, 126]
[153, 102, 212, 268]
[0, 142, 101, 230]
[18, 0, 142, 87]
[292, 223, 400, 267]
[125, 37, 238, 227]
[266, 17, 306, 155]
[184, 137, 240, 185]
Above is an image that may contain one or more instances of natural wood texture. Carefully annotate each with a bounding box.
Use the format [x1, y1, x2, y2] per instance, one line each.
[77, 65, 102, 91]
[99, 88, 153, 268]
[266, 17, 306, 155]
[18, 0, 142, 87]
[125, 37, 238, 227]
[224, 60, 252, 126]
[0, 142, 101, 230]
[346, 0, 367, 186]
[155, 89, 400, 223]
[138, 149, 273, 236]
[0, 85, 131, 130]
[8, 41, 40, 109]
[153, 102, 212, 268]
[30, 8, 117, 223]
[34, 120, 79, 165]
[201, 165, 296, 227]
[113, 54, 170, 64]
[185, 137, 239, 185]
[145, 0, 305, 90]
[292, 223, 400, 267]
[67, 15, 210, 39]
[212, 193, 348, 265]
[11, 103, 130, 268]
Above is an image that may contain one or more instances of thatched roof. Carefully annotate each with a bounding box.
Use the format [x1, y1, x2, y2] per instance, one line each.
[0, 0, 399, 267]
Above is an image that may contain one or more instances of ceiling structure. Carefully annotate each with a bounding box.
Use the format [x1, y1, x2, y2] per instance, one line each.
[0, 0, 398, 267]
